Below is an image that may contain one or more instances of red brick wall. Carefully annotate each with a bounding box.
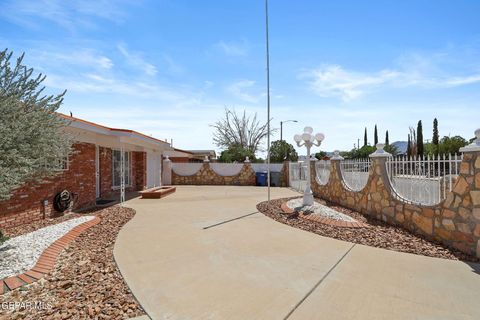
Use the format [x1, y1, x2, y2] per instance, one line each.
[0, 143, 97, 229]
[133, 151, 146, 191]
[0, 144, 148, 229]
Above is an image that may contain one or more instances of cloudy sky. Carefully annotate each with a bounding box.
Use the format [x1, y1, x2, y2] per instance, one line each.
[1, 0, 479, 155]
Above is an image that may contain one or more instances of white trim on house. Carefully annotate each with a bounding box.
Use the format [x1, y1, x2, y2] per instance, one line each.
[61, 114, 173, 191]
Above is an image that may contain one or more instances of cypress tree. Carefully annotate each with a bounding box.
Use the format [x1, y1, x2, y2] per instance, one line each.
[385, 130, 389, 146]
[364, 127, 367, 146]
[417, 120, 424, 157]
[432, 118, 439, 155]
[374, 124, 378, 145]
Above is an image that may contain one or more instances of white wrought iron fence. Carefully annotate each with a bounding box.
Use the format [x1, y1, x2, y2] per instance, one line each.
[289, 161, 307, 192]
[315, 160, 331, 185]
[386, 154, 463, 205]
[340, 158, 371, 191]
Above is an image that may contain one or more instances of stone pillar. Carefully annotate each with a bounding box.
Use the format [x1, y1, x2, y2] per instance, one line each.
[457, 129, 480, 257]
[162, 156, 172, 185]
[368, 143, 392, 192]
[330, 150, 344, 182]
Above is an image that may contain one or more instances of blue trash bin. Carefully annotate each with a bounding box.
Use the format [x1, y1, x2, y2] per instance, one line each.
[256, 171, 268, 186]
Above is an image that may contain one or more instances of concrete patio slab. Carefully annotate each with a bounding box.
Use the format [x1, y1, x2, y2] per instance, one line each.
[288, 244, 480, 320]
[114, 186, 480, 320]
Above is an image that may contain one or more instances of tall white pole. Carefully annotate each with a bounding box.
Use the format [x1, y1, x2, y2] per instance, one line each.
[265, 0, 271, 202]
[120, 145, 125, 206]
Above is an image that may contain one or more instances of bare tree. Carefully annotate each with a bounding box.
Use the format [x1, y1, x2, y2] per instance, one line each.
[211, 108, 275, 154]
[409, 126, 417, 156]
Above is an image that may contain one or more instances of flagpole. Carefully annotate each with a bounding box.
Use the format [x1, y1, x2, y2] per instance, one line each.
[265, 0, 271, 202]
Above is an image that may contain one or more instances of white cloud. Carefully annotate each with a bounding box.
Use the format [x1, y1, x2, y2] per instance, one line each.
[44, 72, 202, 107]
[303, 53, 480, 101]
[36, 49, 113, 70]
[117, 44, 157, 76]
[226, 79, 264, 103]
[214, 40, 249, 57]
[1, 0, 134, 30]
[303, 65, 399, 101]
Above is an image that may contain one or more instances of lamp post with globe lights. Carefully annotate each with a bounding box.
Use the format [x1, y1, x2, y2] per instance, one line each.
[294, 127, 325, 206]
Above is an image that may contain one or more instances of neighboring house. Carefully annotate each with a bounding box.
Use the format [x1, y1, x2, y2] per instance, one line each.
[0, 114, 172, 228]
[163, 148, 195, 163]
[186, 150, 217, 162]
[164, 149, 217, 163]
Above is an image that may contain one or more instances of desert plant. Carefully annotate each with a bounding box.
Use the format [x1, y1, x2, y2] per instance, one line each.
[0, 49, 72, 200]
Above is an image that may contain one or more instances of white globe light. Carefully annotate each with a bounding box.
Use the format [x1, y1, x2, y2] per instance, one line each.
[302, 132, 311, 141]
[315, 133, 325, 142]
[304, 126, 313, 134]
[294, 134, 302, 143]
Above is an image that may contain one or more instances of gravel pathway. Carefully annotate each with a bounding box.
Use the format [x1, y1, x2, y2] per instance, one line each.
[258, 197, 478, 262]
[0, 216, 94, 280]
[286, 198, 357, 222]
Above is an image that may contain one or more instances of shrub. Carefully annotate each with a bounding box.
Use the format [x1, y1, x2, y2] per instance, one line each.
[0, 229, 8, 245]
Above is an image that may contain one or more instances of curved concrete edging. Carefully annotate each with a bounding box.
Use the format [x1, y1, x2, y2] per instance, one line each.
[0, 216, 101, 294]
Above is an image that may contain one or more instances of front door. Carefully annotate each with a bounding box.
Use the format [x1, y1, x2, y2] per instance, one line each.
[95, 145, 100, 198]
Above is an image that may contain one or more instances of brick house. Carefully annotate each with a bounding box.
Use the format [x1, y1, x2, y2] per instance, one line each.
[0, 114, 172, 228]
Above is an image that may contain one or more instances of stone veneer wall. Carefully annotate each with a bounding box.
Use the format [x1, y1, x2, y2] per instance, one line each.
[310, 150, 480, 258]
[172, 163, 256, 186]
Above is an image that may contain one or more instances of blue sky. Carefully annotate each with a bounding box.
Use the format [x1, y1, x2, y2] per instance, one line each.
[1, 0, 479, 155]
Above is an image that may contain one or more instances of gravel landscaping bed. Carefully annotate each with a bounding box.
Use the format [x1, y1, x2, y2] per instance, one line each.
[0, 206, 145, 319]
[2, 212, 91, 239]
[0, 216, 94, 279]
[258, 197, 479, 262]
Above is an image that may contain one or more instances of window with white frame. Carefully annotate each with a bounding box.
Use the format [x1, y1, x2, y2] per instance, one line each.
[112, 150, 131, 187]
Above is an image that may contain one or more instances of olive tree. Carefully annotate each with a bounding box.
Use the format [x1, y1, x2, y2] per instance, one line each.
[0, 49, 72, 200]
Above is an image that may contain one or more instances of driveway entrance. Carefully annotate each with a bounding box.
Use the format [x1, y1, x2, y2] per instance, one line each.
[114, 186, 480, 320]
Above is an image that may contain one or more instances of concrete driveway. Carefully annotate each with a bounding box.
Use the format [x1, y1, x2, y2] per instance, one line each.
[114, 186, 480, 320]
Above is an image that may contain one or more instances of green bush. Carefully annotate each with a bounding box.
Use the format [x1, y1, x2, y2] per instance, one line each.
[0, 229, 8, 245]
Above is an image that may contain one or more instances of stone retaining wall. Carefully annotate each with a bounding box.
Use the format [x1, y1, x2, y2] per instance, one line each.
[171, 161, 290, 187]
[172, 163, 256, 186]
[310, 148, 480, 258]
